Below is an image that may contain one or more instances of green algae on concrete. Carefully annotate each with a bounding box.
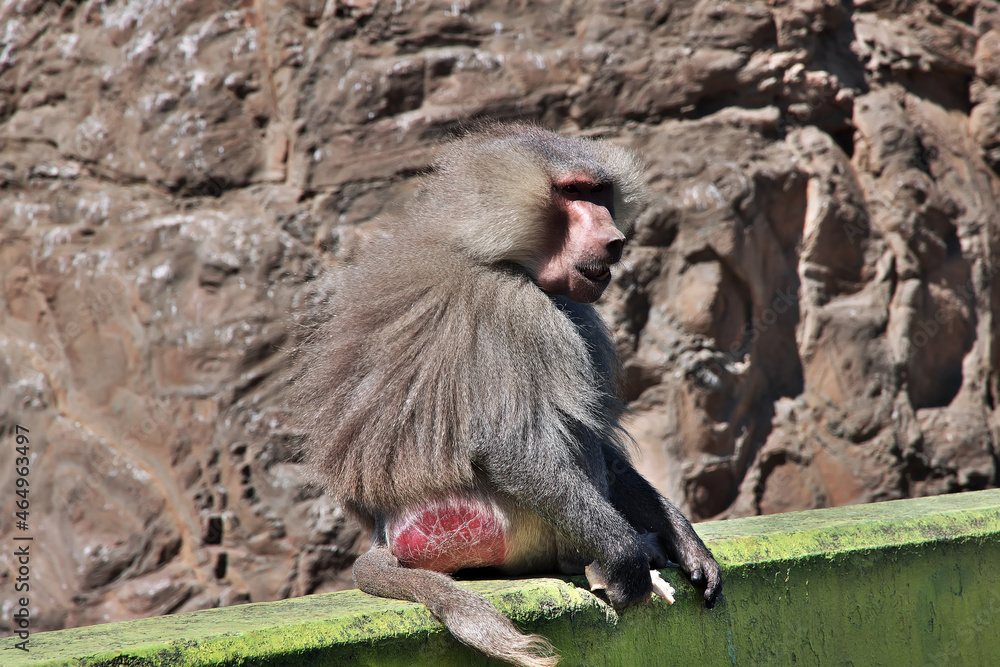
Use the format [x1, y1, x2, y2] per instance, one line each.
[4, 489, 1000, 666]
[699, 487, 1000, 566]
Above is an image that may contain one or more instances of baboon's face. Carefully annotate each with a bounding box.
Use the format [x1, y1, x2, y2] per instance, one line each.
[534, 177, 624, 303]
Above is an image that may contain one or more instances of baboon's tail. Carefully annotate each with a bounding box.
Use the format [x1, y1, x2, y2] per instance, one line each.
[353, 545, 559, 667]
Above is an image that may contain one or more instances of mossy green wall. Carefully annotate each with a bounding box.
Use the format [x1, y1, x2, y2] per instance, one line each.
[5, 489, 1000, 666]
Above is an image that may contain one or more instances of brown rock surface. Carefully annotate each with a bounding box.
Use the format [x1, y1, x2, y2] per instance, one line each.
[1, 0, 999, 632]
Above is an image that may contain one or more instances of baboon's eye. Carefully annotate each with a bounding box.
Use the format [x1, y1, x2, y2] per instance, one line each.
[591, 183, 605, 193]
[561, 184, 580, 194]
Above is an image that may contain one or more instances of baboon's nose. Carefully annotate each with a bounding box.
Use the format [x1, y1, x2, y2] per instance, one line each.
[606, 238, 624, 263]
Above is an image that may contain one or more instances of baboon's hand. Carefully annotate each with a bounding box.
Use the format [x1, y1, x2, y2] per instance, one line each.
[675, 539, 722, 608]
[587, 562, 675, 604]
[597, 549, 654, 609]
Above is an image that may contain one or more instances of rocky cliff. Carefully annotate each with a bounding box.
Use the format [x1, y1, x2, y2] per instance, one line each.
[1, 0, 998, 632]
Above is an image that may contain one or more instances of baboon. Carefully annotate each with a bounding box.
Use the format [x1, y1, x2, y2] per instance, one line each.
[295, 124, 722, 667]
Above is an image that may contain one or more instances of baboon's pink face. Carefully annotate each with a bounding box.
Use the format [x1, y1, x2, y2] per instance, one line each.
[534, 176, 625, 304]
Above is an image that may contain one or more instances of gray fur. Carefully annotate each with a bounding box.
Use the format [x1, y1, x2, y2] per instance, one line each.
[354, 546, 558, 667]
[293, 125, 721, 666]
[300, 237, 628, 516]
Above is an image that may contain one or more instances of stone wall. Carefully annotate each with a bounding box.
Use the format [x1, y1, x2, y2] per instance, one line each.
[1, 0, 998, 632]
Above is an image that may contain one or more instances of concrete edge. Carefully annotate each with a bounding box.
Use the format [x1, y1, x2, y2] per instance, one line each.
[4, 488, 1000, 666]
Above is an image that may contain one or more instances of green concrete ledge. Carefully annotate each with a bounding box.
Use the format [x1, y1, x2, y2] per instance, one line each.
[5, 489, 1000, 666]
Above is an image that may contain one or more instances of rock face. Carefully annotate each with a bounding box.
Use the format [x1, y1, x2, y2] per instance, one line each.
[1, 0, 998, 632]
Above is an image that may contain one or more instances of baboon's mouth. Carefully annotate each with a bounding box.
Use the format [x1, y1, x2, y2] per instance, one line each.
[578, 264, 612, 283]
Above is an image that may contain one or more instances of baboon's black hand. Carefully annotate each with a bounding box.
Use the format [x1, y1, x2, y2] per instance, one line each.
[678, 543, 722, 609]
[603, 547, 654, 609]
